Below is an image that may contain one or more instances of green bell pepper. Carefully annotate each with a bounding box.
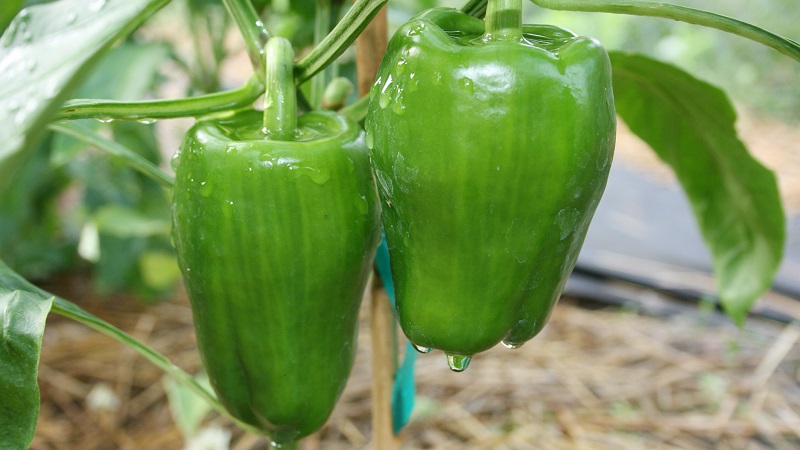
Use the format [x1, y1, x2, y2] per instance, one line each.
[365, 1, 615, 371]
[171, 38, 380, 445]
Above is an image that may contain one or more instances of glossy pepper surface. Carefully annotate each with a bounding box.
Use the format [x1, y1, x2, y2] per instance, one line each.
[171, 38, 380, 445]
[365, 4, 616, 368]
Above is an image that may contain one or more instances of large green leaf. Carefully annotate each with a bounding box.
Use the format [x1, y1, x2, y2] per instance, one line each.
[609, 52, 785, 323]
[0, 0, 171, 194]
[0, 257, 253, 447]
[0, 261, 53, 449]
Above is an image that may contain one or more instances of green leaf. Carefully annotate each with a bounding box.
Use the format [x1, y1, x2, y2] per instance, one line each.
[0, 263, 53, 449]
[93, 204, 171, 238]
[0, 0, 23, 33]
[610, 52, 785, 323]
[138, 251, 181, 291]
[0, 0, 171, 195]
[0, 257, 262, 438]
[164, 372, 215, 437]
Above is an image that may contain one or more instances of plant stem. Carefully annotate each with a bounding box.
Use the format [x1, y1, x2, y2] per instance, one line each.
[295, 0, 388, 83]
[530, 0, 800, 63]
[55, 75, 264, 121]
[49, 296, 264, 436]
[48, 122, 174, 188]
[263, 37, 297, 140]
[310, 0, 332, 110]
[484, 0, 523, 41]
[461, 0, 488, 18]
[221, 0, 270, 76]
[339, 94, 369, 123]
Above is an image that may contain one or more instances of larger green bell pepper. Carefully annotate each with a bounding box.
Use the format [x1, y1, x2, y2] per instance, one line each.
[171, 38, 380, 445]
[365, 2, 615, 370]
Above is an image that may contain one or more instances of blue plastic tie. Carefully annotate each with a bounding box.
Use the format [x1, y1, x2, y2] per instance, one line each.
[375, 233, 416, 435]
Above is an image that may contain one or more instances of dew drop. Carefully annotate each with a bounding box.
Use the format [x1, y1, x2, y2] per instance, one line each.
[412, 344, 432, 354]
[408, 74, 419, 92]
[458, 77, 475, 95]
[365, 130, 374, 150]
[198, 181, 213, 197]
[378, 74, 393, 109]
[137, 118, 157, 124]
[502, 340, 524, 349]
[391, 87, 405, 115]
[222, 200, 234, 219]
[25, 59, 36, 73]
[446, 354, 471, 372]
[170, 153, 180, 171]
[66, 12, 77, 25]
[395, 58, 407, 75]
[98, 118, 114, 123]
[378, 92, 391, 109]
[407, 23, 425, 36]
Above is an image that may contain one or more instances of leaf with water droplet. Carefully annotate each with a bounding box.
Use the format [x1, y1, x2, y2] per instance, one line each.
[0, 0, 172, 195]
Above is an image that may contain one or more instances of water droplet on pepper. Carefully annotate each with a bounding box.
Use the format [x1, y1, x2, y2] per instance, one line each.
[446, 354, 471, 372]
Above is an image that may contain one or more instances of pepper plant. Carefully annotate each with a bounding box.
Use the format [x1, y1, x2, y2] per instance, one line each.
[0, 0, 797, 448]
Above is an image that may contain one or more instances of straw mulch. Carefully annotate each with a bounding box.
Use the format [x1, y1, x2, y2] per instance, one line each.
[29, 275, 800, 450]
[29, 116, 800, 450]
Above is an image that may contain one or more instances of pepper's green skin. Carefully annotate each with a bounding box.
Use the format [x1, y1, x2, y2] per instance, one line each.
[171, 109, 380, 444]
[366, 8, 616, 359]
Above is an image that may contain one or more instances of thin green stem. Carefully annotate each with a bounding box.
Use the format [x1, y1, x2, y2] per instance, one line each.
[530, 0, 800, 63]
[484, 0, 523, 41]
[49, 298, 263, 436]
[55, 75, 263, 121]
[339, 95, 369, 123]
[295, 0, 388, 83]
[461, 0, 488, 18]
[48, 122, 174, 189]
[310, 0, 332, 110]
[263, 37, 297, 140]
[221, 0, 270, 75]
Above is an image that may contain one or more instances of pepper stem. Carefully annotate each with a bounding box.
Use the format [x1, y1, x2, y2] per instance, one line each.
[483, 0, 523, 42]
[263, 37, 298, 140]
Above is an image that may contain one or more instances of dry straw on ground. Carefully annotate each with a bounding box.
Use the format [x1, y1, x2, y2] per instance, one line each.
[30, 275, 800, 450]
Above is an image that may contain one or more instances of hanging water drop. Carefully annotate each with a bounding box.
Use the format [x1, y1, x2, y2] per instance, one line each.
[137, 118, 157, 124]
[412, 343, 432, 354]
[445, 354, 471, 372]
[501, 340, 523, 349]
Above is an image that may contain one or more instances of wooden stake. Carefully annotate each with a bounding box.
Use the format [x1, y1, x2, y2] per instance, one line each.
[355, 4, 388, 98]
[354, 5, 398, 449]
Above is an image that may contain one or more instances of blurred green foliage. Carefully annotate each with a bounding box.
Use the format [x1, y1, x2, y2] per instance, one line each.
[521, 0, 799, 122]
